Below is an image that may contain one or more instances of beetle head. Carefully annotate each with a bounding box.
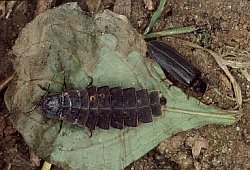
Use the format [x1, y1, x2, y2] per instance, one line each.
[41, 93, 62, 119]
[194, 79, 207, 95]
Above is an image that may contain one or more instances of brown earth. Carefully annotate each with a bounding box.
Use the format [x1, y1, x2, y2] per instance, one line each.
[0, 0, 249, 169]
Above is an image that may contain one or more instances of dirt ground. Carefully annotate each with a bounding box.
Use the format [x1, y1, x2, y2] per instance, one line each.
[0, 0, 249, 169]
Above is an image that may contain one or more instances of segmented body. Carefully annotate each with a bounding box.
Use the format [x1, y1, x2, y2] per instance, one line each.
[41, 86, 167, 130]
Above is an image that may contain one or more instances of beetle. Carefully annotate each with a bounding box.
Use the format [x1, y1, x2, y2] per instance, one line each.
[147, 40, 207, 94]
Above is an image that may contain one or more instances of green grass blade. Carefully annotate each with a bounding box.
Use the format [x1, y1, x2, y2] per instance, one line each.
[144, 0, 167, 35]
[144, 26, 197, 38]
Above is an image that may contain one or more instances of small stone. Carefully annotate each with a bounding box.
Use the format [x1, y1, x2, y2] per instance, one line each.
[234, 25, 239, 30]
[220, 21, 228, 30]
[221, 146, 228, 153]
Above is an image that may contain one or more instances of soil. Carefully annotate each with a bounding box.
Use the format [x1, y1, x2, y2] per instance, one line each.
[0, 0, 249, 169]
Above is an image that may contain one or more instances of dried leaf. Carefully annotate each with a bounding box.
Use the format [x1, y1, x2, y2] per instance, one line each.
[186, 136, 209, 159]
[144, 0, 154, 11]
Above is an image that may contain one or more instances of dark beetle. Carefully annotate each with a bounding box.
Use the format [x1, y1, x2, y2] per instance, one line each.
[41, 86, 167, 130]
[147, 40, 207, 94]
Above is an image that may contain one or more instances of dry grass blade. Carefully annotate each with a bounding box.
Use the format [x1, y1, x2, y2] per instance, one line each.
[0, 74, 14, 92]
[167, 37, 243, 108]
[207, 51, 242, 108]
[0, 1, 17, 19]
[222, 60, 250, 68]
[219, 48, 250, 69]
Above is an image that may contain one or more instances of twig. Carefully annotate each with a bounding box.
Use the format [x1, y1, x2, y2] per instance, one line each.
[0, 74, 14, 92]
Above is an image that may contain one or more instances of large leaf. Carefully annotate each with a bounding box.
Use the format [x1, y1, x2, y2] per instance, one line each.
[4, 3, 235, 170]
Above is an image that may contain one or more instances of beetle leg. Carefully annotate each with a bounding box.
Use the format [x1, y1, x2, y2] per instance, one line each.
[57, 120, 63, 134]
[86, 76, 93, 88]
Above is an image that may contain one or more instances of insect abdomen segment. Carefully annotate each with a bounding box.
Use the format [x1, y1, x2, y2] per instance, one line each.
[41, 86, 166, 130]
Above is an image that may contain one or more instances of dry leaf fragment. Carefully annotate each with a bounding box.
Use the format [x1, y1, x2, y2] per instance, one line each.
[113, 0, 131, 18]
[35, 0, 56, 16]
[30, 151, 40, 167]
[186, 136, 209, 159]
[144, 0, 154, 11]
